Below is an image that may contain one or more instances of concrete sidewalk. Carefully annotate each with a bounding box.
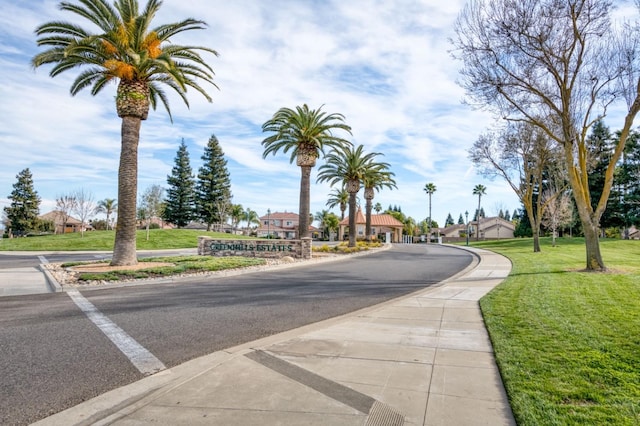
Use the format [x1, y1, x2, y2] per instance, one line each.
[34, 246, 515, 426]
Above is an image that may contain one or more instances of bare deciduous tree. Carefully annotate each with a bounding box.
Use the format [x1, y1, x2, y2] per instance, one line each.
[55, 194, 77, 234]
[453, 0, 640, 270]
[139, 185, 165, 241]
[72, 188, 96, 237]
[542, 190, 574, 247]
[470, 122, 563, 252]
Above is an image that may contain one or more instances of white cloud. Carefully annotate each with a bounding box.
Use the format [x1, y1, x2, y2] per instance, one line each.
[6, 0, 591, 229]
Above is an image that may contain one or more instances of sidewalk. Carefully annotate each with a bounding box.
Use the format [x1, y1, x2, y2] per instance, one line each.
[33, 246, 515, 426]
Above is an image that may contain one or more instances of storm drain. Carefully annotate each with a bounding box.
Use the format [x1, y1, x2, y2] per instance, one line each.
[245, 350, 404, 425]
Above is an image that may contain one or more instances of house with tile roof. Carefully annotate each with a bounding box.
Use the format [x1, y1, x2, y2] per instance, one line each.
[256, 211, 318, 239]
[338, 208, 404, 242]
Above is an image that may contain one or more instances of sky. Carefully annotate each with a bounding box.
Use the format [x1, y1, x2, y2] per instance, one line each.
[0, 1, 635, 230]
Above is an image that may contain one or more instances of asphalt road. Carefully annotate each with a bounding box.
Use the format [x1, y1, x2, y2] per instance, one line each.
[0, 244, 473, 425]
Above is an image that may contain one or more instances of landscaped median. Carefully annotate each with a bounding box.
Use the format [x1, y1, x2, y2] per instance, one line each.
[474, 237, 640, 425]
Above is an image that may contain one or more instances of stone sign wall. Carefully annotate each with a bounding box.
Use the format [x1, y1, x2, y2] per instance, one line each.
[198, 237, 312, 259]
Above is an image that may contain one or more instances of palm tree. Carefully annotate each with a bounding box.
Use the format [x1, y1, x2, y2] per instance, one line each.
[262, 104, 352, 239]
[423, 182, 437, 243]
[362, 161, 396, 241]
[374, 202, 382, 214]
[324, 213, 340, 241]
[473, 184, 487, 241]
[243, 208, 260, 234]
[314, 209, 331, 240]
[230, 203, 244, 232]
[32, 0, 218, 266]
[95, 198, 117, 230]
[326, 187, 349, 220]
[317, 144, 380, 247]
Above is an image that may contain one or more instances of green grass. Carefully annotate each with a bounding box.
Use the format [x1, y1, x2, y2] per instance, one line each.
[475, 237, 640, 425]
[0, 229, 251, 251]
[69, 255, 266, 281]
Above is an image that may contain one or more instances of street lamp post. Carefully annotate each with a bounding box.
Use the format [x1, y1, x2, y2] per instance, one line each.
[465, 210, 469, 246]
[267, 208, 271, 239]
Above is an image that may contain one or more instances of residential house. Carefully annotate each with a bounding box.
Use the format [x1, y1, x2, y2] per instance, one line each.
[338, 208, 404, 242]
[256, 211, 317, 239]
[438, 216, 515, 242]
[39, 210, 92, 234]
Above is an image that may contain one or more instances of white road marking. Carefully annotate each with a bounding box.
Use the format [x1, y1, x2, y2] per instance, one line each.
[67, 290, 166, 375]
[38, 255, 48, 264]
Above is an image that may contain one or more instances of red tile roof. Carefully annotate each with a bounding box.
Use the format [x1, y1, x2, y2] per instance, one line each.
[339, 208, 403, 227]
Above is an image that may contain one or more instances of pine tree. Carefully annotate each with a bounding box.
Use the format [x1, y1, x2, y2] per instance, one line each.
[445, 213, 454, 227]
[163, 140, 195, 228]
[195, 134, 232, 231]
[587, 120, 616, 230]
[5, 168, 41, 236]
[458, 213, 464, 225]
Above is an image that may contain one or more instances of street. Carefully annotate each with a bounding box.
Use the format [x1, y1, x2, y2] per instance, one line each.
[0, 244, 473, 425]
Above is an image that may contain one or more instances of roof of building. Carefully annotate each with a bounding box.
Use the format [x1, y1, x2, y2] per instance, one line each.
[259, 211, 299, 220]
[39, 210, 82, 224]
[338, 208, 404, 227]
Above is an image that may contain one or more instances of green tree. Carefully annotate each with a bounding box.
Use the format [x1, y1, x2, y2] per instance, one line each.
[317, 144, 379, 247]
[374, 202, 382, 214]
[32, 0, 218, 265]
[195, 134, 232, 231]
[4, 168, 41, 237]
[243, 208, 260, 233]
[326, 187, 349, 220]
[473, 184, 487, 241]
[229, 204, 244, 232]
[262, 104, 352, 239]
[324, 212, 340, 241]
[314, 209, 331, 240]
[458, 213, 464, 225]
[164, 140, 195, 228]
[95, 198, 117, 230]
[362, 160, 396, 241]
[445, 213, 454, 227]
[423, 182, 437, 242]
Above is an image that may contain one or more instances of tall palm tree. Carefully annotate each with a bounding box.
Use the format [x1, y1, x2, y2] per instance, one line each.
[262, 104, 352, 239]
[473, 184, 487, 241]
[423, 182, 437, 243]
[326, 187, 349, 220]
[32, 0, 218, 266]
[95, 198, 117, 230]
[374, 202, 382, 214]
[362, 161, 396, 241]
[317, 144, 380, 247]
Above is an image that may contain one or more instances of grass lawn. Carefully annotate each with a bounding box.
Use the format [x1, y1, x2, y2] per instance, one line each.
[474, 237, 640, 425]
[0, 229, 250, 251]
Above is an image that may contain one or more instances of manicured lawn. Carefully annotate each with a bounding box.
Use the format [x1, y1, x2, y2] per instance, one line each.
[0, 229, 250, 251]
[475, 237, 640, 425]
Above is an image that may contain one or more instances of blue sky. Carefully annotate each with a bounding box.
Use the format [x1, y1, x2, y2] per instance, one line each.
[2, 0, 632, 229]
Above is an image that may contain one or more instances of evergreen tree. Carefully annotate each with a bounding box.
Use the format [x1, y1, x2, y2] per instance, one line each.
[163, 140, 195, 228]
[195, 134, 232, 231]
[5, 168, 41, 236]
[458, 213, 464, 225]
[587, 120, 617, 230]
[504, 209, 511, 222]
[445, 213, 454, 227]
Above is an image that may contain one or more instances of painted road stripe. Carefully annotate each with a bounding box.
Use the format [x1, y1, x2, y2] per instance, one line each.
[67, 290, 166, 375]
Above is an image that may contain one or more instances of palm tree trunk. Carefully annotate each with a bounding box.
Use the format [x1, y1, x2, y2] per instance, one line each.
[298, 165, 311, 239]
[428, 194, 432, 244]
[348, 191, 357, 247]
[112, 116, 140, 266]
[364, 188, 374, 242]
[476, 196, 481, 241]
